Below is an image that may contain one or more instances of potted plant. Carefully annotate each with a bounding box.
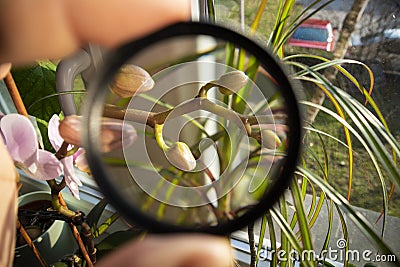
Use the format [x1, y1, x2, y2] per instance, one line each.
[0, 59, 150, 266]
[14, 191, 76, 267]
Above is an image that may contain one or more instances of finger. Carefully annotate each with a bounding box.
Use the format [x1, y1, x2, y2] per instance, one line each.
[96, 234, 234, 267]
[0, 0, 190, 64]
[0, 63, 11, 79]
[0, 139, 18, 267]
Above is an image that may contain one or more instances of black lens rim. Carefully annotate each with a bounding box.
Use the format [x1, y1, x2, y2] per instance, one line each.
[82, 21, 302, 235]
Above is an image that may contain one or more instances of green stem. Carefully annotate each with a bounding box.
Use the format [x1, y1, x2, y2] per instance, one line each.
[65, 146, 79, 157]
[50, 192, 76, 217]
[154, 124, 169, 150]
[138, 94, 209, 136]
[197, 82, 215, 97]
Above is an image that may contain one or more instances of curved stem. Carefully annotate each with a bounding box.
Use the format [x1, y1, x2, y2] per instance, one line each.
[54, 141, 70, 160]
[65, 146, 79, 157]
[197, 82, 215, 97]
[47, 179, 66, 194]
[154, 124, 169, 150]
[81, 222, 97, 263]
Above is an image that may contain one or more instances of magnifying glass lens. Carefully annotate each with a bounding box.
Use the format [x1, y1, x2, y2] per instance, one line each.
[84, 23, 301, 234]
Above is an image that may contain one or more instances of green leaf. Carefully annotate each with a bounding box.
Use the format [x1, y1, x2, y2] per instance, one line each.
[297, 167, 400, 264]
[86, 198, 109, 230]
[11, 63, 61, 151]
[334, 203, 349, 267]
[266, 212, 278, 267]
[256, 214, 267, 266]
[289, 178, 314, 260]
[93, 212, 120, 238]
[206, 0, 215, 22]
[278, 197, 290, 267]
[290, 60, 390, 235]
[270, 208, 315, 267]
[250, 0, 268, 32]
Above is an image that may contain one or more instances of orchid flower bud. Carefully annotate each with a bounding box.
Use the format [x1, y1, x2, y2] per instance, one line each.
[165, 142, 196, 171]
[100, 119, 137, 152]
[217, 70, 249, 95]
[260, 129, 282, 149]
[59, 115, 137, 152]
[110, 64, 155, 98]
[75, 151, 91, 175]
[58, 115, 81, 146]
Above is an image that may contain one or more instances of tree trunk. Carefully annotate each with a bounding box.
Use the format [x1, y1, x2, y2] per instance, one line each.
[305, 0, 370, 125]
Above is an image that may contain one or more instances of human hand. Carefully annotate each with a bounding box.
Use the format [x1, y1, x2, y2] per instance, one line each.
[0, 0, 191, 64]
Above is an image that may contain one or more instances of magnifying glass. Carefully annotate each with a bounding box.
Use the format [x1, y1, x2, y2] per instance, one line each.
[82, 21, 302, 235]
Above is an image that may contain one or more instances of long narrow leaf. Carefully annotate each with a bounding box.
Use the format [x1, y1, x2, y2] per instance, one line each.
[290, 178, 314, 254]
[320, 200, 333, 253]
[286, 54, 374, 98]
[279, 196, 290, 267]
[86, 198, 109, 231]
[297, 167, 400, 265]
[288, 60, 355, 201]
[277, 1, 336, 51]
[305, 129, 329, 229]
[334, 203, 349, 267]
[256, 215, 268, 266]
[271, 208, 315, 267]
[250, 0, 268, 32]
[302, 99, 388, 237]
[266, 212, 278, 267]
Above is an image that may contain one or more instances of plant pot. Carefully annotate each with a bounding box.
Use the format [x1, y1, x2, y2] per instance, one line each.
[14, 191, 77, 267]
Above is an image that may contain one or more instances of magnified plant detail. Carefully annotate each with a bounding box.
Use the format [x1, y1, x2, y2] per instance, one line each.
[90, 33, 298, 229]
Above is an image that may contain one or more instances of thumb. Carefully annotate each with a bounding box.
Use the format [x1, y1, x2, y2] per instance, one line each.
[96, 234, 234, 267]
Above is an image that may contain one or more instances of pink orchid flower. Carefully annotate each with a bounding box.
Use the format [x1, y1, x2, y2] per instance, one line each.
[48, 115, 82, 199]
[50, 114, 137, 197]
[0, 113, 63, 181]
